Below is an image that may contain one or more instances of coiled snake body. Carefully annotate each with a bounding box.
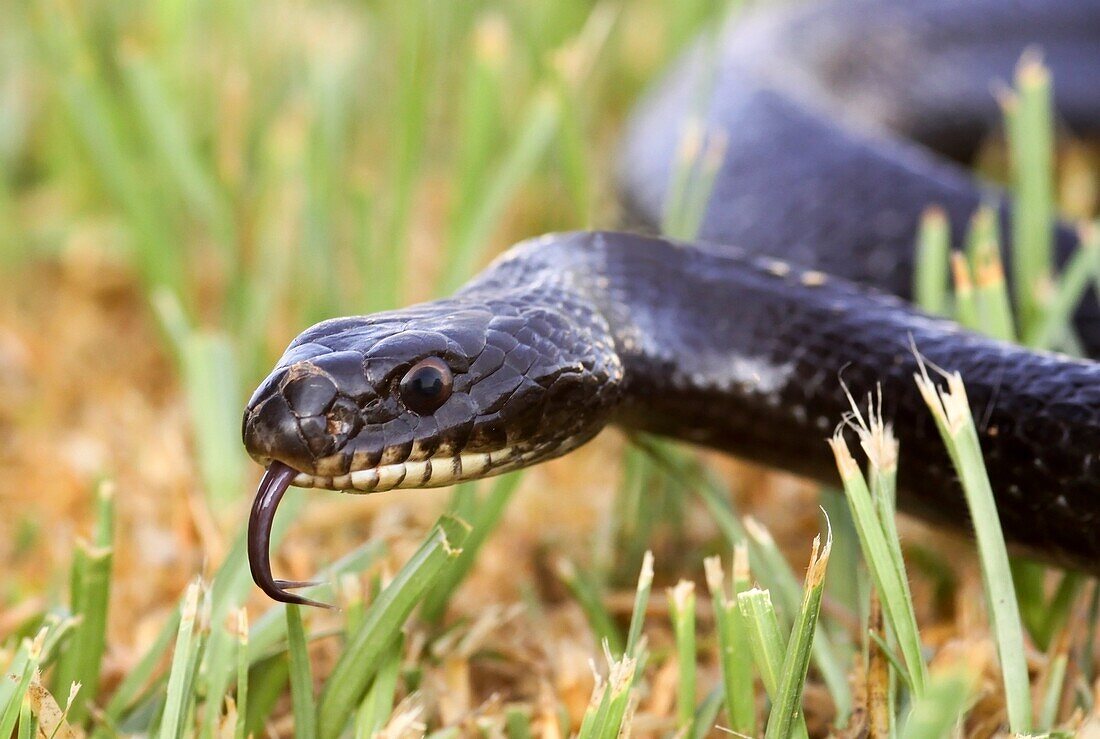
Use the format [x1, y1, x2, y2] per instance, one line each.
[243, 0, 1100, 605]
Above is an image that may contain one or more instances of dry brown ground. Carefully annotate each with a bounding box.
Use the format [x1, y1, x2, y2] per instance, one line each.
[9, 248, 1094, 737]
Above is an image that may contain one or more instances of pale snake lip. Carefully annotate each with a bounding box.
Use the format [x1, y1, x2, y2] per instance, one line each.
[286, 447, 511, 493]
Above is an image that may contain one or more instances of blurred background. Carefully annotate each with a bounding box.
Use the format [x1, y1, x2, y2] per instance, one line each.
[0, 0, 726, 598]
[6, 0, 1099, 735]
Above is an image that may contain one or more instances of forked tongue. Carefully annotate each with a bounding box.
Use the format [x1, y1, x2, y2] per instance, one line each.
[248, 461, 333, 609]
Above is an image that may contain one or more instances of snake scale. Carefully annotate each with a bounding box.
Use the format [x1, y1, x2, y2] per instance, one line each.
[242, 0, 1100, 605]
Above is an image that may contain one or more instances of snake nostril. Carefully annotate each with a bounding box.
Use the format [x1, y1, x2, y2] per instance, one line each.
[284, 368, 337, 417]
[298, 415, 335, 457]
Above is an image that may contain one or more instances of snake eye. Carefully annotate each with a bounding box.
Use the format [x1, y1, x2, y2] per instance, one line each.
[399, 357, 453, 414]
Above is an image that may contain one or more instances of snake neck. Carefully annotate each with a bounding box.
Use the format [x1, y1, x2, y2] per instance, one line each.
[468, 231, 1100, 572]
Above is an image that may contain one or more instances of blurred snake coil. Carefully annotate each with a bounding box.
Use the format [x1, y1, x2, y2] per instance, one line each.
[242, 0, 1100, 604]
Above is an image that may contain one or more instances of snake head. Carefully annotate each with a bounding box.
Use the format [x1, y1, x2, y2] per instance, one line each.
[242, 296, 622, 604]
[243, 298, 623, 491]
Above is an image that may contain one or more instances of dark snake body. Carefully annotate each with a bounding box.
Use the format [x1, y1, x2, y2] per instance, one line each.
[244, 0, 1100, 602]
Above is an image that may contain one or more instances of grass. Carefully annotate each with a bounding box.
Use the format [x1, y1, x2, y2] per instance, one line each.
[915, 367, 1032, 732]
[667, 580, 697, 734]
[705, 549, 754, 735]
[829, 422, 926, 697]
[317, 515, 469, 738]
[2, 0, 1100, 736]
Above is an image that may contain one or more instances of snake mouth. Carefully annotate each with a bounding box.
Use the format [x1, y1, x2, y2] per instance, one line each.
[247, 447, 520, 607]
[286, 447, 517, 492]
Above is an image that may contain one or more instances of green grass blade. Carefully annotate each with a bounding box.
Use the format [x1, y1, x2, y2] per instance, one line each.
[52, 481, 113, 724]
[964, 204, 1001, 262]
[57, 77, 183, 293]
[765, 529, 831, 739]
[867, 629, 910, 692]
[1026, 223, 1100, 349]
[161, 314, 245, 515]
[17, 694, 33, 739]
[899, 664, 978, 739]
[598, 659, 638, 738]
[675, 129, 727, 241]
[705, 551, 754, 735]
[829, 434, 927, 696]
[553, 75, 596, 226]
[241, 655, 289, 737]
[197, 618, 241, 739]
[576, 679, 607, 739]
[668, 581, 697, 734]
[420, 472, 522, 622]
[93, 480, 115, 547]
[376, 0, 431, 309]
[577, 653, 637, 739]
[914, 367, 1032, 732]
[60, 542, 111, 725]
[0, 630, 44, 738]
[341, 575, 366, 635]
[738, 588, 809, 739]
[914, 206, 951, 315]
[118, 49, 234, 249]
[624, 550, 654, 659]
[951, 251, 980, 330]
[691, 687, 724, 739]
[354, 637, 403, 738]
[318, 515, 470, 738]
[662, 119, 701, 238]
[285, 606, 317, 739]
[1001, 53, 1055, 336]
[556, 557, 624, 657]
[245, 540, 385, 665]
[195, 483, 319, 734]
[158, 581, 207, 739]
[234, 609, 249, 739]
[98, 607, 181, 733]
[971, 234, 1017, 343]
[447, 16, 506, 247]
[505, 707, 534, 739]
[1039, 650, 1068, 730]
[1037, 572, 1084, 652]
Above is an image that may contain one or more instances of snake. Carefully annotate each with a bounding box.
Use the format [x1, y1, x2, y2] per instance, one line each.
[242, 0, 1100, 606]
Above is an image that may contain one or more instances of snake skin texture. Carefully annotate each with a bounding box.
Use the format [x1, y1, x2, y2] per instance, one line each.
[529, 233, 1100, 571]
[245, 0, 1100, 591]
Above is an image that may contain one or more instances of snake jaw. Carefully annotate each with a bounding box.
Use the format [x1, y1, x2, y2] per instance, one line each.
[286, 447, 511, 492]
[247, 461, 335, 609]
